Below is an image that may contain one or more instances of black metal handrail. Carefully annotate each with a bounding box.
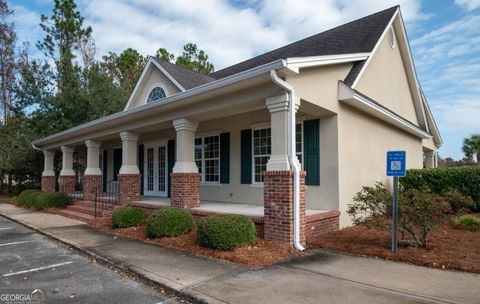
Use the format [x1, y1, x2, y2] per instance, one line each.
[94, 179, 120, 218]
[60, 177, 83, 200]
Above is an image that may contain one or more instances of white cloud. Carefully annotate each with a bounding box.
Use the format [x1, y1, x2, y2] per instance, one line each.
[10, 5, 43, 53]
[79, 0, 426, 69]
[454, 0, 480, 11]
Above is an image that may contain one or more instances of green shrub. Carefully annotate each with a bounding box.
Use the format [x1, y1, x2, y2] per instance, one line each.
[147, 208, 194, 237]
[35, 192, 70, 210]
[13, 183, 39, 196]
[198, 215, 256, 251]
[451, 214, 480, 231]
[348, 183, 449, 248]
[16, 189, 42, 207]
[401, 167, 480, 211]
[347, 182, 392, 228]
[112, 207, 147, 228]
[442, 189, 475, 214]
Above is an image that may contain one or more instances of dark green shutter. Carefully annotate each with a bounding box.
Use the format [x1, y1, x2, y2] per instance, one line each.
[102, 150, 108, 192]
[303, 119, 320, 185]
[241, 129, 252, 184]
[139, 145, 144, 195]
[113, 148, 122, 181]
[220, 133, 230, 184]
[167, 140, 175, 197]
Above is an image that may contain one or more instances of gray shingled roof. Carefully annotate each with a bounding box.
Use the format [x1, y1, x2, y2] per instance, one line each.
[152, 58, 216, 90]
[153, 6, 397, 90]
[210, 6, 397, 80]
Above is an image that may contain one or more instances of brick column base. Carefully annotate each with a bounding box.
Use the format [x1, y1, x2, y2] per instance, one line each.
[83, 175, 103, 201]
[41, 176, 56, 192]
[263, 171, 306, 245]
[170, 173, 200, 208]
[118, 174, 141, 204]
[58, 175, 76, 193]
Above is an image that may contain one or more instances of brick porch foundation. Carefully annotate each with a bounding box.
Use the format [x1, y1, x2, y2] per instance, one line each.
[170, 173, 200, 208]
[263, 171, 306, 245]
[118, 174, 141, 204]
[305, 211, 340, 241]
[58, 175, 76, 193]
[41, 176, 56, 192]
[83, 175, 103, 201]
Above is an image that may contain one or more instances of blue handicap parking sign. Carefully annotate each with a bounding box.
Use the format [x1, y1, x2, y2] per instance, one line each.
[386, 151, 406, 177]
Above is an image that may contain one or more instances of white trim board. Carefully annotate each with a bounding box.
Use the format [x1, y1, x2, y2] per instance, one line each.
[123, 57, 185, 111]
[338, 81, 432, 140]
[285, 53, 370, 72]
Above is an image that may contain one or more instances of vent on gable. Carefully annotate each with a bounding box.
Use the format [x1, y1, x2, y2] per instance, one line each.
[388, 27, 396, 48]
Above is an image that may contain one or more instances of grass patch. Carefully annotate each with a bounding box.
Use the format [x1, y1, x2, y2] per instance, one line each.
[451, 214, 480, 231]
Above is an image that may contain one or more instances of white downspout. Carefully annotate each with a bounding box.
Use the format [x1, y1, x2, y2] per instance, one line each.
[270, 70, 305, 251]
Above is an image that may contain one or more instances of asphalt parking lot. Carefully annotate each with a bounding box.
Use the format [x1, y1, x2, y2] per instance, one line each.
[0, 216, 179, 304]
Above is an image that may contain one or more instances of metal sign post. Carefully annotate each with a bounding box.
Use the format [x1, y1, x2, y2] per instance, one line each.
[386, 151, 406, 254]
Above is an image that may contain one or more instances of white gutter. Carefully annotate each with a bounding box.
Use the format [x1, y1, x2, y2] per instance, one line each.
[33, 59, 289, 147]
[31, 143, 43, 151]
[270, 70, 304, 252]
[338, 81, 432, 139]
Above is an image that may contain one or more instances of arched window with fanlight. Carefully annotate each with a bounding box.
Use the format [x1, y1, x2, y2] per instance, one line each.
[147, 86, 167, 103]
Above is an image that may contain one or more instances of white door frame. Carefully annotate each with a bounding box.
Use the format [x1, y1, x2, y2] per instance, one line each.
[143, 139, 168, 197]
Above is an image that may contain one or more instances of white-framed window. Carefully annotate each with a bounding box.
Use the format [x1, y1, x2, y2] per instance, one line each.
[147, 86, 166, 103]
[252, 128, 271, 183]
[195, 135, 220, 183]
[252, 123, 304, 183]
[296, 123, 303, 166]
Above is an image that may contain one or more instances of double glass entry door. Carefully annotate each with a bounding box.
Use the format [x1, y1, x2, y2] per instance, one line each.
[144, 143, 167, 197]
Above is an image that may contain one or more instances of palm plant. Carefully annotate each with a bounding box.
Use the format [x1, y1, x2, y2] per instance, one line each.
[462, 134, 480, 163]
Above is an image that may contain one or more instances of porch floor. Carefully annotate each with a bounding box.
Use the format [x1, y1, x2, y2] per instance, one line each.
[135, 196, 328, 218]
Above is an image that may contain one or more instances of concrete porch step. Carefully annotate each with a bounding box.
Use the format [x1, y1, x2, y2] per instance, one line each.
[56, 209, 95, 222]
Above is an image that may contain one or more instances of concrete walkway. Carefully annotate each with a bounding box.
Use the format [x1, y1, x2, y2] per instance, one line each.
[1, 203, 479, 304]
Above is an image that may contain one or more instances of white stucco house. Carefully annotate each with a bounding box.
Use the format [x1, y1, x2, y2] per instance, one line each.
[33, 6, 441, 247]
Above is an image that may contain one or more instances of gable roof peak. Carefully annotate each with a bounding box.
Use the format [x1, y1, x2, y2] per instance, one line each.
[210, 6, 399, 80]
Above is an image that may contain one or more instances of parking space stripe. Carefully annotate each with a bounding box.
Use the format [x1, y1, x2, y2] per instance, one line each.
[2, 261, 74, 277]
[0, 227, 13, 230]
[0, 241, 32, 247]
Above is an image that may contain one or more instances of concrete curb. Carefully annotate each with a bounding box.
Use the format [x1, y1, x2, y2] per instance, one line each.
[0, 212, 208, 304]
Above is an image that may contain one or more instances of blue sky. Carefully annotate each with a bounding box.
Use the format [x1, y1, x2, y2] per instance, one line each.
[8, 0, 480, 160]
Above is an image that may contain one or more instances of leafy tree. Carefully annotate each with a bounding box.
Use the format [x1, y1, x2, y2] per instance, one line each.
[103, 48, 145, 96]
[0, 0, 15, 125]
[155, 48, 174, 62]
[175, 43, 214, 74]
[462, 134, 480, 163]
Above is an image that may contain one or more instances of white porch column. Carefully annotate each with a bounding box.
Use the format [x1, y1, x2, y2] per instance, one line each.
[119, 131, 139, 174]
[265, 93, 299, 171]
[425, 150, 435, 168]
[84, 140, 102, 175]
[42, 150, 55, 176]
[60, 146, 75, 176]
[172, 118, 198, 173]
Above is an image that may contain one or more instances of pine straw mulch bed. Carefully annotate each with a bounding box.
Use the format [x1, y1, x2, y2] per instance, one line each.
[89, 217, 302, 267]
[309, 216, 480, 273]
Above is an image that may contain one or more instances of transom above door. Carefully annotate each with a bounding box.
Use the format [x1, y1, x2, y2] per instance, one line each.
[143, 140, 168, 197]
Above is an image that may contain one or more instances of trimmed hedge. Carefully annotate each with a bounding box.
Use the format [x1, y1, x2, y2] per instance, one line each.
[401, 167, 480, 210]
[16, 189, 42, 207]
[35, 192, 70, 210]
[198, 215, 256, 251]
[112, 207, 147, 228]
[147, 208, 194, 237]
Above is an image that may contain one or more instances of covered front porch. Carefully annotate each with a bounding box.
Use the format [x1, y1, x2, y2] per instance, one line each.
[36, 69, 341, 244]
